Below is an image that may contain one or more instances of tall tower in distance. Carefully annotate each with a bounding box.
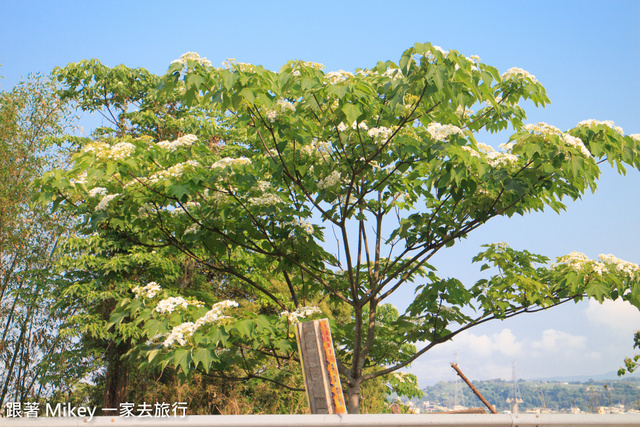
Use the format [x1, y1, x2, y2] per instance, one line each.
[453, 352, 464, 409]
[506, 361, 523, 414]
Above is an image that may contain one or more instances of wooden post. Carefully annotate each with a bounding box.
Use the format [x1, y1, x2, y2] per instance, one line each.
[295, 319, 347, 414]
[450, 363, 498, 414]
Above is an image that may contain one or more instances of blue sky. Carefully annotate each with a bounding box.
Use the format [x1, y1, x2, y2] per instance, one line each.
[2, 0, 639, 386]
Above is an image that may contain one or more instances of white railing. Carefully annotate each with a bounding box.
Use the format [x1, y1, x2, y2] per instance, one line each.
[3, 414, 640, 426]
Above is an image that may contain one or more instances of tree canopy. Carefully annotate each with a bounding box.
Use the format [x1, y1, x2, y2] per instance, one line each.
[38, 43, 640, 413]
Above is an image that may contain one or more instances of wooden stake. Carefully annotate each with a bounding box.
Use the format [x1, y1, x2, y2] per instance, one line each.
[450, 363, 498, 414]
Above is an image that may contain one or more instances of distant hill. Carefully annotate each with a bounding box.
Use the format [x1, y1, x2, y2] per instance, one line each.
[414, 377, 640, 413]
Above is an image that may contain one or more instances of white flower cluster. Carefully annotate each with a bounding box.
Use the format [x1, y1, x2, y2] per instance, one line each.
[486, 151, 518, 168]
[88, 187, 107, 198]
[193, 300, 239, 330]
[222, 58, 253, 72]
[562, 134, 591, 157]
[211, 157, 251, 169]
[367, 126, 393, 141]
[476, 142, 495, 153]
[426, 122, 463, 142]
[318, 170, 342, 189]
[524, 122, 591, 157]
[298, 60, 325, 70]
[599, 254, 640, 280]
[352, 121, 369, 131]
[392, 372, 408, 383]
[456, 105, 474, 119]
[325, 70, 354, 84]
[96, 193, 119, 211]
[171, 52, 211, 67]
[248, 193, 282, 206]
[577, 119, 624, 135]
[183, 223, 201, 236]
[498, 142, 515, 152]
[300, 140, 332, 157]
[155, 296, 195, 314]
[285, 218, 314, 235]
[82, 141, 110, 154]
[502, 67, 537, 82]
[162, 300, 238, 347]
[461, 146, 480, 158]
[163, 322, 195, 347]
[280, 306, 322, 323]
[630, 134, 640, 143]
[148, 160, 200, 183]
[256, 181, 271, 192]
[73, 172, 88, 185]
[157, 134, 198, 152]
[382, 68, 402, 81]
[523, 122, 562, 136]
[132, 282, 162, 299]
[265, 99, 296, 123]
[558, 251, 590, 271]
[87, 141, 135, 161]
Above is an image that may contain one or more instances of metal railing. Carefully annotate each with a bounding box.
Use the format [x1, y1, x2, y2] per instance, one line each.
[3, 414, 640, 426]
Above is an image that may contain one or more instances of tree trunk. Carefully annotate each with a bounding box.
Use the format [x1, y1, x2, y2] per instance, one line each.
[346, 379, 361, 414]
[103, 341, 129, 413]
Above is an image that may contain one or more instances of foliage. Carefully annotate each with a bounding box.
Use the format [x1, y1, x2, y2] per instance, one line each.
[619, 331, 640, 377]
[38, 44, 640, 413]
[0, 74, 82, 407]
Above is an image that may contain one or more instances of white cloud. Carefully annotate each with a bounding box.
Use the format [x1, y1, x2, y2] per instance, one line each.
[585, 298, 640, 335]
[531, 329, 587, 352]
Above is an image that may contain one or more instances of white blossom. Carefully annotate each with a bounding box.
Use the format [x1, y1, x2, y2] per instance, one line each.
[367, 127, 393, 141]
[558, 251, 590, 272]
[95, 193, 119, 211]
[337, 122, 348, 132]
[212, 157, 251, 169]
[562, 134, 591, 157]
[382, 68, 402, 81]
[577, 119, 624, 135]
[351, 121, 369, 131]
[476, 142, 495, 153]
[285, 218, 314, 235]
[193, 300, 239, 330]
[157, 134, 198, 152]
[248, 193, 282, 206]
[630, 134, 640, 143]
[280, 306, 322, 323]
[599, 254, 640, 280]
[502, 67, 537, 82]
[426, 122, 463, 142]
[155, 296, 190, 314]
[132, 282, 162, 299]
[222, 58, 253, 71]
[325, 70, 354, 84]
[461, 146, 480, 158]
[498, 142, 515, 152]
[523, 122, 562, 136]
[318, 170, 342, 189]
[163, 322, 196, 347]
[183, 223, 201, 236]
[486, 152, 518, 168]
[148, 161, 200, 183]
[88, 187, 107, 198]
[172, 52, 211, 67]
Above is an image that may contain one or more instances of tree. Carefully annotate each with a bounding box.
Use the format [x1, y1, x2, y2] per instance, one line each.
[0, 74, 82, 407]
[38, 44, 640, 413]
